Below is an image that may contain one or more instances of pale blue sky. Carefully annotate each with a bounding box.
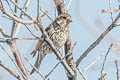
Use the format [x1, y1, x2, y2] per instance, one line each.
[0, 0, 120, 80]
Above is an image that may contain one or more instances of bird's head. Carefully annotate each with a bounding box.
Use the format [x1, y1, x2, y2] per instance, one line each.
[56, 13, 72, 26]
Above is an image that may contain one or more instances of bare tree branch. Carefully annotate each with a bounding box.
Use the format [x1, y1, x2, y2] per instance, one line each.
[0, 1, 29, 78]
[10, 0, 34, 21]
[98, 73, 107, 80]
[0, 0, 3, 10]
[77, 68, 87, 80]
[1, 0, 32, 78]
[0, 44, 27, 77]
[0, 25, 9, 37]
[0, 37, 43, 41]
[0, 60, 23, 80]
[45, 61, 60, 78]
[24, 24, 39, 38]
[0, 1, 34, 24]
[109, 0, 114, 22]
[66, 0, 73, 11]
[54, 0, 65, 15]
[99, 43, 113, 80]
[26, 68, 39, 80]
[23, 55, 46, 80]
[83, 54, 104, 73]
[6, 0, 16, 15]
[11, 0, 31, 37]
[8, 41, 29, 79]
[115, 60, 119, 80]
[1, 8, 34, 24]
[76, 12, 120, 67]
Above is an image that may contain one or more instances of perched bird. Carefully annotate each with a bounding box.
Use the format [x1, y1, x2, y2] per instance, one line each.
[30, 13, 72, 74]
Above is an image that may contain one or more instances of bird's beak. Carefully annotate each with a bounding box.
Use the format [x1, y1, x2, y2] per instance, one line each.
[68, 18, 72, 22]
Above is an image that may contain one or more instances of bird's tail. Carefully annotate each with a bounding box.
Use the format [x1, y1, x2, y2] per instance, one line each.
[30, 51, 46, 74]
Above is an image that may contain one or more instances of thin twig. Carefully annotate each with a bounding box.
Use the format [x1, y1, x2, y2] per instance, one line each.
[45, 42, 77, 79]
[8, 41, 29, 78]
[72, 41, 77, 50]
[2, 15, 13, 20]
[22, 0, 31, 11]
[10, 0, 53, 22]
[0, 0, 3, 9]
[109, 0, 114, 22]
[0, 0, 34, 24]
[46, 49, 76, 79]
[76, 12, 120, 67]
[41, 11, 48, 18]
[24, 24, 39, 38]
[1, 8, 34, 24]
[102, 9, 120, 13]
[0, 25, 9, 37]
[0, 60, 23, 80]
[54, 7, 57, 18]
[45, 62, 60, 78]
[1, 8, 33, 24]
[8, 0, 32, 77]
[54, 0, 65, 15]
[14, 0, 18, 14]
[45, 47, 76, 78]
[11, 0, 31, 37]
[0, 44, 26, 79]
[11, 0, 18, 38]
[115, 60, 119, 80]
[66, 0, 72, 11]
[100, 43, 113, 79]
[10, 0, 34, 21]
[37, 0, 40, 18]
[6, 0, 17, 16]
[34, 0, 41, 30]
[0, 37, 43, 41]
[25, 66, 39, 80]
[98, 73, 107, 80]
[23, 55, 46, 80]
[39, 7, 53, 21]
[83, 54, 104, 73]
[77, 68, 87, 80]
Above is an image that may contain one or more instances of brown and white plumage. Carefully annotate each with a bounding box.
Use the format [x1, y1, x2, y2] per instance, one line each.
[30, 13, 72, 74]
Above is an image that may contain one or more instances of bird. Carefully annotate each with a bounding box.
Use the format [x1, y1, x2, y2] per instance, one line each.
[30, 13, 72, 74]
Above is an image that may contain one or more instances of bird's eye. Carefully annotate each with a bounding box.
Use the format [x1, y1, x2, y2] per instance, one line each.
[62, 16, 66, 19]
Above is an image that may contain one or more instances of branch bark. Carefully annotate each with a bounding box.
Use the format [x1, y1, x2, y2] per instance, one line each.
[115, 60, 119, 80]
[11, 0, 31, 37]
[0, 0, 29, 79]
[76, 12, 120, 67]
[8, 41, 28, 78]
[0, 60, 23, 80]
